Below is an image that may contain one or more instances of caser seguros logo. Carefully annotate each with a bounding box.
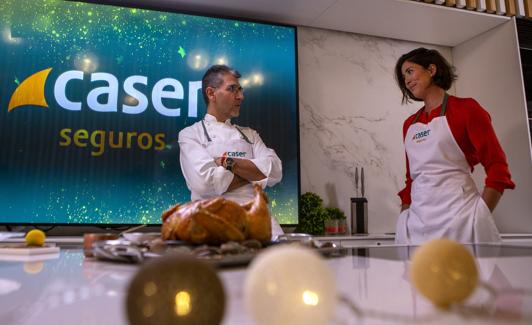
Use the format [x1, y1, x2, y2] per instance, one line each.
[8, 67, 202, 157]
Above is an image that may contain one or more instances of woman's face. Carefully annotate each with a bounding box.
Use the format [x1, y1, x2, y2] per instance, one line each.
[401, 61, 435, 100]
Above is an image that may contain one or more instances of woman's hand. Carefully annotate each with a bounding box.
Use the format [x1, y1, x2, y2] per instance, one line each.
[482, 187, 502, 212]
[400, 204, 410, 212]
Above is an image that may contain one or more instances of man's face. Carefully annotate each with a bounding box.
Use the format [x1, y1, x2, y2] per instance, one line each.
[209, 73, 244, 121]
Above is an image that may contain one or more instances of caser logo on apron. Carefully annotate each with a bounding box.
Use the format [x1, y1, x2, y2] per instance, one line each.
[412, 129, 431, 143]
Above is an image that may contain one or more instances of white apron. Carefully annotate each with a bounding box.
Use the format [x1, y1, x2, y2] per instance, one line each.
[202, 120, 256, 204]
[202, 120, 284, 238]
[395, 94, 500, 245]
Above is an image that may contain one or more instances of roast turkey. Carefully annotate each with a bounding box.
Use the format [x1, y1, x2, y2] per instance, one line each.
[161, 185, 272, 245]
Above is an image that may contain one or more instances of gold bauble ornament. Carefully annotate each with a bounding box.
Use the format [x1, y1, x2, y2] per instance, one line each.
[410, 239, 478, 309]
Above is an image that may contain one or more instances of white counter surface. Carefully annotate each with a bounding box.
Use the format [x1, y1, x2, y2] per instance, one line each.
[1, 244, 532, 324]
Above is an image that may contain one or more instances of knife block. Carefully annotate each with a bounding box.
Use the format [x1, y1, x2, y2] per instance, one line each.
[350, 197, 368, 234]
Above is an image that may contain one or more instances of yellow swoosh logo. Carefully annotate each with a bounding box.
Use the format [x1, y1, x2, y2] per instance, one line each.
[8, 68, 52, 112]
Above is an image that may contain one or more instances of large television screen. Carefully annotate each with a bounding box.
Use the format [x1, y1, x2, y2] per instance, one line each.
[0, 0, 299, 225]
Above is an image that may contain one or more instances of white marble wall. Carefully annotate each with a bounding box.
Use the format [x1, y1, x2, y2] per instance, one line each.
[298, 26, 451, 233]
[453, 20, 532, 233]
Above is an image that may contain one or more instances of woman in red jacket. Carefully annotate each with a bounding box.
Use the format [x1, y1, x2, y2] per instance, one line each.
[394, 48, 515, 245]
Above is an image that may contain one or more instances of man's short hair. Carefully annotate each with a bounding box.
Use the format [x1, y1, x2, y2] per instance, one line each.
[201, 65, 241, 104]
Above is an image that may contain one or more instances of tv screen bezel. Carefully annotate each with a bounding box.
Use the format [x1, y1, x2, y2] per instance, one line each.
[1, 0, 301, 229]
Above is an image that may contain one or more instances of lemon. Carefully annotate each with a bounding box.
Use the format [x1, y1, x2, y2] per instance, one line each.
[410, 239, 478, 309]
[25, 229, 46, 247]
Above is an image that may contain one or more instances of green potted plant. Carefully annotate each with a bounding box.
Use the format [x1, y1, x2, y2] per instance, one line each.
[324, 207, 347, 235]
[298, 192, 328, 235]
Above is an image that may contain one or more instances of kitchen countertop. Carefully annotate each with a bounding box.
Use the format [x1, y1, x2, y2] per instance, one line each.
[2, 232, 531, 245]
[315, 233, 532, 240]
[315, 233, 396, 240]
[314, 233, 532, 247]
[1, 243, 532, 324]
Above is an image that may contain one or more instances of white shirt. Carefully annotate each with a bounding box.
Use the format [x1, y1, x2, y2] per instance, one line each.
[178, 114, 283, 204]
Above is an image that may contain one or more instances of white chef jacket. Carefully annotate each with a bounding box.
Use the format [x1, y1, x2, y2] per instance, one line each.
[178, 114, 283, 204]
[178, 114, 284, 237]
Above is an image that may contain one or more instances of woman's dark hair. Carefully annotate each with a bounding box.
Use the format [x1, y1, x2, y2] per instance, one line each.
[394, 48, 457, 104]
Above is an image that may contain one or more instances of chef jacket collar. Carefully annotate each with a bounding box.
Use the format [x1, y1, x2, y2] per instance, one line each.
[204, 113, 232, 125]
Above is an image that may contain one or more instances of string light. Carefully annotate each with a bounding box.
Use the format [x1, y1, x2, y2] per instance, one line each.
[126, 255, 225, 325]
[410, 238, 479, 309]
[244, 244, 336, 325]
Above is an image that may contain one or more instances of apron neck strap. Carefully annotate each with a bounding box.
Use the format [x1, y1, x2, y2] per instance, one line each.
[235, 126, 252, 144]
[201, 120, 212, 142]
[412, 93, 449, 124]
[201, 119, 252, 144]
[440, 93, 449, 116]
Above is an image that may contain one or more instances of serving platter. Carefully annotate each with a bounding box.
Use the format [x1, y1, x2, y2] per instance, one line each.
[90, 236, 346, 268]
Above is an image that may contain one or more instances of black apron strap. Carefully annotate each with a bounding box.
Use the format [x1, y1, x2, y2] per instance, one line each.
[412, 108, 424, 124]
[412, 93, 449, 124]
[235, 126, 252, 144]
[440, 93, 449, 116]
[202, 119, 252, 144]
[201, 120, 212, 142]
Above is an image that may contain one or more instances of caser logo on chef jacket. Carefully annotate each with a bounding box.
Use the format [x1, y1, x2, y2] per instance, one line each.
[412, 129, 431, 143]
[222, 151, 247, 158]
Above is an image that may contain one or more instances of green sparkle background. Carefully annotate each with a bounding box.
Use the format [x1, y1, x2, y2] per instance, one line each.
[0, 0, 298, 225]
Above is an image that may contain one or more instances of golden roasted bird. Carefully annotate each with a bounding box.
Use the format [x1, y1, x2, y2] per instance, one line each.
[161, 185, 272, 245]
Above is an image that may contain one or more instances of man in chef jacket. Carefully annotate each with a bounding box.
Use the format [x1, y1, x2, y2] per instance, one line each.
[178, 64, 284, 236]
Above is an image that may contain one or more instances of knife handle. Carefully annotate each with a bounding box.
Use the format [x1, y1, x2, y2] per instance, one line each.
[355, 167, 359, 197]
[361, 167, 365, 197]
